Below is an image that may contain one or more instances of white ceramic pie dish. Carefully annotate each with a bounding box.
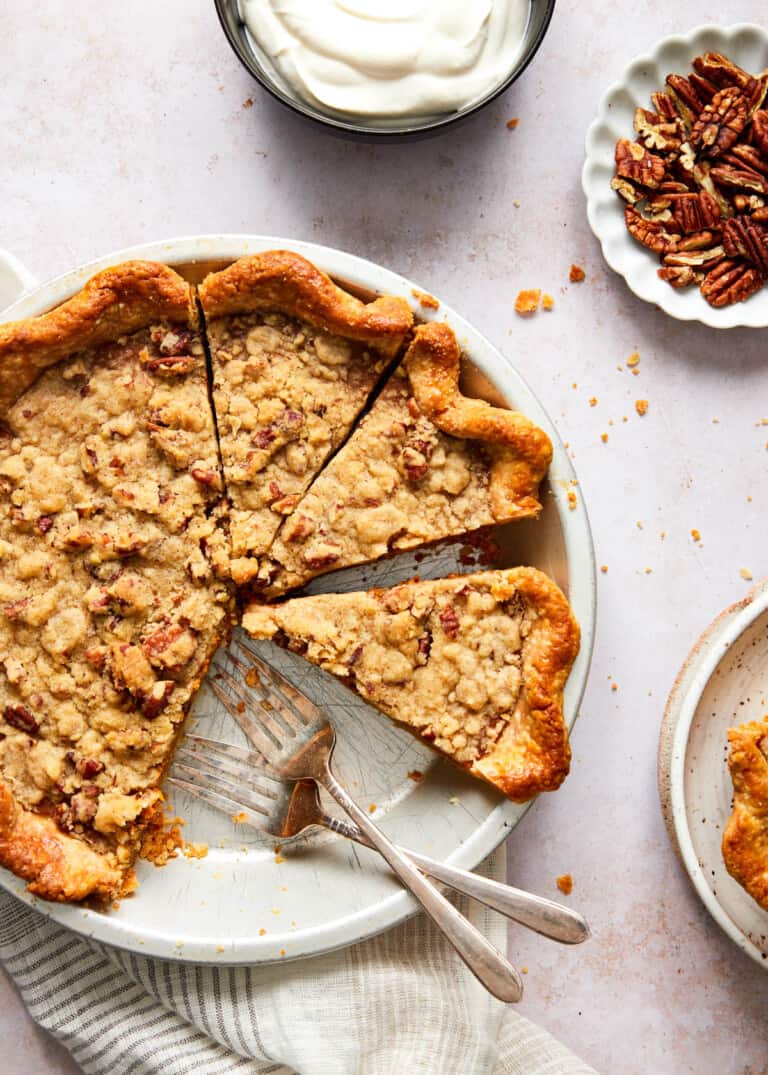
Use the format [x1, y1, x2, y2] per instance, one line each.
[582, 23, 768, 329]
[0, 235, 596, 964]
[659, 580, 768, 970]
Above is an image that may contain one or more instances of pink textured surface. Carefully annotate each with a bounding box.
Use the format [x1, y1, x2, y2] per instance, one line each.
[2, 0, 768, 1072]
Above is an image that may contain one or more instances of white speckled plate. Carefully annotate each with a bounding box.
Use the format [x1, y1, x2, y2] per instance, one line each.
[582, 23, 768, 329]
[659, 581, 768, 969]
[0, 236, 596, 964]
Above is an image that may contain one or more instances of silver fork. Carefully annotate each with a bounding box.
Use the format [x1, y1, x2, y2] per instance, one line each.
[171, 735, 589, 946]
[175, 638, 526, 1002]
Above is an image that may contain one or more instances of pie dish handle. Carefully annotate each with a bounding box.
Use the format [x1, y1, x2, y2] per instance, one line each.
[0, 249, 38, 314]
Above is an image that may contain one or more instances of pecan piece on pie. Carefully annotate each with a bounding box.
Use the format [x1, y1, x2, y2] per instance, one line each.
[690, 86, 748, 158]
[615, 139, 665, 189]
[700, 258, 765, 307]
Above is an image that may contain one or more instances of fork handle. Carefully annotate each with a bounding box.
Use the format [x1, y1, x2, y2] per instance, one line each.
[323, 815, 588, 945]
[320, 769, 523, 1003]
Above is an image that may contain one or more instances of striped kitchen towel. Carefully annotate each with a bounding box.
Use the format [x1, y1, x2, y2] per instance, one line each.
[0, 849, 598, 1075]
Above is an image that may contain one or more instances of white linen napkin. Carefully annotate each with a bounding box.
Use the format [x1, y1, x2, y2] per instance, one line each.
[0, 849, 597, 1075]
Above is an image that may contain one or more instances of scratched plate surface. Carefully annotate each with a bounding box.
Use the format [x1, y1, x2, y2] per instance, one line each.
[0, 236, 596, 963]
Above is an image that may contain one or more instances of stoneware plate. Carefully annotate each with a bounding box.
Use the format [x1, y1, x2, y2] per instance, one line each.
[582, 23, 768, 329]
[0, 236, 596, 964]
[659, 581, 768, 969]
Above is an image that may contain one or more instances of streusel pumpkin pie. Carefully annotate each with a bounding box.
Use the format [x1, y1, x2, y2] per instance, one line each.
[722, 718, 768, 911]
[257, 322, 553, 595]
[0, 262, 231, 902]
[243, 568, 579, 801]
[198, 252, 413, 585]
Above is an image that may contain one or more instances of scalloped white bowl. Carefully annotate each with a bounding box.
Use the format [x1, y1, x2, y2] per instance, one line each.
[582, 23, 768, 329]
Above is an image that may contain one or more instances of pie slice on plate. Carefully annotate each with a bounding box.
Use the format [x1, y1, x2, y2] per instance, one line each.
[0, 262, 231, 901]
[243, 567, 579, 801]
[722, 718, 768, 911]
[198, 252, 413, 585]
[257, 322, 553, 595]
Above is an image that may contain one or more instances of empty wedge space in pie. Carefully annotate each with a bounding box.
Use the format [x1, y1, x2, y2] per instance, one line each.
[0, 249, 579, 904]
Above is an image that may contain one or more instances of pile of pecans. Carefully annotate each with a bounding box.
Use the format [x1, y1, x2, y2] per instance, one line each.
[612, 51, 768, 307]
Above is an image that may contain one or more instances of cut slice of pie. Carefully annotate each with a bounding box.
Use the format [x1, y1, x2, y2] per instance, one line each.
[198, 253, 413, 585]
[722, 718, 768, 911]
[0, 262, 232, 902]
[243, 567, 579, 801]
[256, 322, 553, 596]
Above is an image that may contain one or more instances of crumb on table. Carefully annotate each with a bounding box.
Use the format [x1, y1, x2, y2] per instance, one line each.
[556, 873, 574, 895]
[506, 117, 519, 129]
[569, 264, 585, 283]
[627, 351, 640, 368]
[740, 567, 754, 580]
[515, 289, 541, 315]
[600, 433, 608, 443]
[635, 399, 648, 416]
[691, 529, 701, 542]
[542, 293, 554, 311]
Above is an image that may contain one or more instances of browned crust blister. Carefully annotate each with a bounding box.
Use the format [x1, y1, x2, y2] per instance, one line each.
[198, 250, 413, 358]
[405, 324, 552, 519]
[0, 261, 195, 412]
[722, 719, 768, 911]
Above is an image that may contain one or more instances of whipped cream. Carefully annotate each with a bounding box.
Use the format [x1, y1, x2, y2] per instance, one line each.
[242, 0, 530, 120]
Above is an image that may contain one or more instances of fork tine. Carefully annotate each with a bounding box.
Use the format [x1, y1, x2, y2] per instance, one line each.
[182, 734, 270, 771]
[206, 671, 281, 758]
[174, 745, 280, 798]
[234, 638, 318, 727]
[167, 775, 267, 825]
[212, 657, 305, 747]
[172, 761, 278, 820]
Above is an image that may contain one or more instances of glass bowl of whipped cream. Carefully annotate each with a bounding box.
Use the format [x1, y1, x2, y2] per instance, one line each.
[215, 0, 556, 139]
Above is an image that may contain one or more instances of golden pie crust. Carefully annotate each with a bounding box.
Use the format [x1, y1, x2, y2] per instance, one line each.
[0, 261, 230, 902]
[0, 251, 576, 904]
[258, 323, 553, 595]
[243, 568, 579, 801]
[722, 718, 768, 911]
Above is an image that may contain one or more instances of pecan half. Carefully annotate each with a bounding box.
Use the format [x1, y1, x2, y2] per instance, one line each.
[610, 176, 644, 204]
[633, 107, 682, 153]
[722, 217, 768, 273]
[725, 144, 768, 178]
[663, 245, 724, 269]
[710, 162, 768, 195]
[701, 258, 765, 306]
[692, 52, 754, 91]
[666, 75, 705, 127]
[657, 265, 704, 288]
[670, 191, 721, 232]
[615, 139, 665, 189]
[624, 206, 678, 253]
[690, 87, 748, 157]
[753, 109, 768, 156]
